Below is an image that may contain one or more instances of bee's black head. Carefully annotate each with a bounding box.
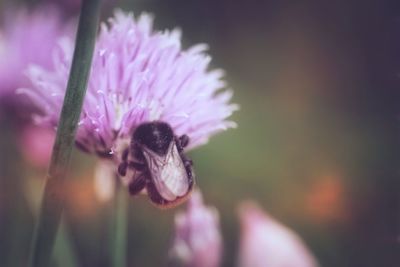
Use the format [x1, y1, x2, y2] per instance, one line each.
[132, 121, 174, 155]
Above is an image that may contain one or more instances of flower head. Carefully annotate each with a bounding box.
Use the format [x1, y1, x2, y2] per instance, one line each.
[237, 201, 318, 267]
[169, 190, 222, 267]
[22, 10, 237, 160]
[21, 10, 237, 207]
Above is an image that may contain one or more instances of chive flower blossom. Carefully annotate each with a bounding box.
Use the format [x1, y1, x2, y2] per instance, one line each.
[169, 190, 222, 267]
[237, 201, 318, 267]
[21, 10, 237, 161]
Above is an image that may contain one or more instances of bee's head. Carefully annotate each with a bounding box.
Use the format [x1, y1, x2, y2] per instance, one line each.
[132, 121, 174, 155]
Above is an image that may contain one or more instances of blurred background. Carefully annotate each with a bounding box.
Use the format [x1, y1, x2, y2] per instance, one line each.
[0, 0, 399, 266]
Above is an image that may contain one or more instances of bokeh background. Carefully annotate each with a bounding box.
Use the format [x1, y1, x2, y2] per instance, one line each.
[0, 0, 399, 266]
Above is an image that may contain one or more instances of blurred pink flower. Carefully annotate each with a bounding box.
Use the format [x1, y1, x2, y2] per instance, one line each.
[21, 10, 237, 163]
[238, 201, 318, 267]
[0, 6, 70, 99]
[0, 6, 73, 168]
[169, 190, 222, 267]
[19, 125, 55, 168]
[93, 160, 116, 202]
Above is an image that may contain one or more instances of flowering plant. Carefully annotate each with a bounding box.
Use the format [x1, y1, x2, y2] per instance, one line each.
[23, 11, 237, 159]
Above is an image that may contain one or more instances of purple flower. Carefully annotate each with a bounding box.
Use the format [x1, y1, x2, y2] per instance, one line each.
[22, 10, 237, 158]
[169, 190, 222, 267]
[0, 6, 72, 169]
[237, 201, 318, 267]
[0, 6, 70, 100]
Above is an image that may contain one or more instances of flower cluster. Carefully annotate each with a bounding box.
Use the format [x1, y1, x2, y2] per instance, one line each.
[22, 10, 238, 163]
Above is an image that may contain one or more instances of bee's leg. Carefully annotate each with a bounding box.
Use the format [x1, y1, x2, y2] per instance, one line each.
[132, 143, 145, 161]
[122, 147, 129, 161]
[128, 174, 146, 195]
[128, 161, 146, 172]
[180, 154, 193, 167]
[180, 134, 190, 148]
[181, 154, 194, 188]
[117, 161, 128, 176]
[176, 134, 190, 151]
[117, 148, 132, 177]
[186, 167, 195, 189]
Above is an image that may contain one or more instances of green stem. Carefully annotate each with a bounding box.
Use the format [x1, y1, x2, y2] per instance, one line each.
[111, 181, 128, 267]
[53, 220, 79, 267]
[28, 1, 102, 267]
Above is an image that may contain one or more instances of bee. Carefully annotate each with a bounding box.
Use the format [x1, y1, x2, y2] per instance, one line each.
[118, 121, 195, 208]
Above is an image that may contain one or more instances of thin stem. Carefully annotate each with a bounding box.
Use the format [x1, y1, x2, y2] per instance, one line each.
[111, 180, 128, 267]
[53, 220, 79, 267]
[28, 1, 102, 267]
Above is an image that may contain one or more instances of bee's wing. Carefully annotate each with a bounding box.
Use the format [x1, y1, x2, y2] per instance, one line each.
[142, 143, 189, 201]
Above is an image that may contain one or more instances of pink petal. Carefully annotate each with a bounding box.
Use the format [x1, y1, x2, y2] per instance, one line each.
[238, 201, 318, 267]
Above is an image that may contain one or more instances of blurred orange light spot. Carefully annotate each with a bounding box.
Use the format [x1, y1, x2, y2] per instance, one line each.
[305, 174, 348, 223]
[65, 176, 99, 219]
